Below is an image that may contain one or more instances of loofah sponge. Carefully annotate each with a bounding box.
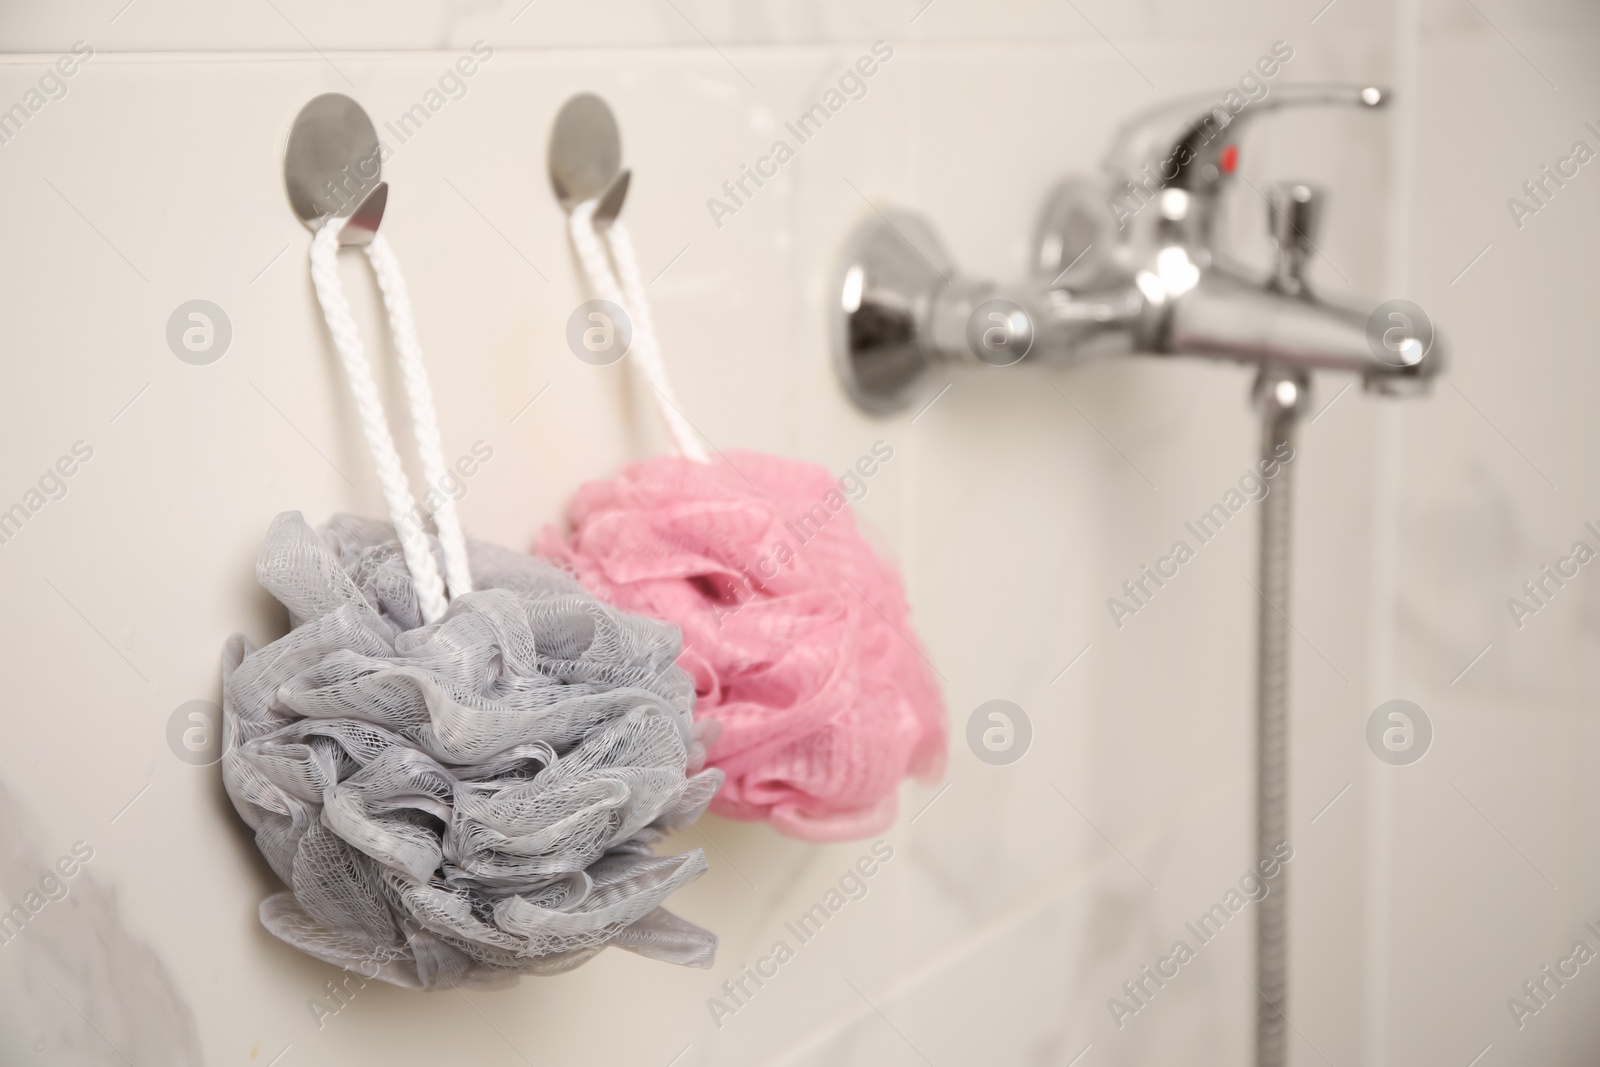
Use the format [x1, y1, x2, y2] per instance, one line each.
[222, 511, 721, 989]
[543, 451, 947, 842]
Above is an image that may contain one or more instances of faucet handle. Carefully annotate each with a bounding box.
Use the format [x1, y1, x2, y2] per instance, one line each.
[1102, 84, 1384, 245]
[1265, 182, 1320, 295]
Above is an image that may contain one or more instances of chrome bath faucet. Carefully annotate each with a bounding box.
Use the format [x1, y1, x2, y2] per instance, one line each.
[832, 83, 1441, 415]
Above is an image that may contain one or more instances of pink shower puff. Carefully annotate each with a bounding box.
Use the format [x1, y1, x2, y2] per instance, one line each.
[542, 450, 947, 842]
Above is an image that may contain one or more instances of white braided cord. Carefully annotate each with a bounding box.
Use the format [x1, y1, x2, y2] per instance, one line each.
[568, 199, 709, 463]
[365, 232, 474, 601]
[307, 216, 450, 623]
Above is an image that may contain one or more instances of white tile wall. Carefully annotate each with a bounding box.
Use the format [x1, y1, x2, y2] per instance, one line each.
[0, 2, 1594, 1065]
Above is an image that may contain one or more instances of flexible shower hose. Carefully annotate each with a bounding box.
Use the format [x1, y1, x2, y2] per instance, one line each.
[1254, 369, 1304, 1067]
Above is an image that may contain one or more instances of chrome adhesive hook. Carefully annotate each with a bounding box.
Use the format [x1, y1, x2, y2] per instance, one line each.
[548, 91, 630, 223]
[285, 92, 388, 247]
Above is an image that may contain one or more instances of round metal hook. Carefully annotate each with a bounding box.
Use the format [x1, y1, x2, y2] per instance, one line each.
[285, 92, 386, 245]
[549, 92, 628, 219]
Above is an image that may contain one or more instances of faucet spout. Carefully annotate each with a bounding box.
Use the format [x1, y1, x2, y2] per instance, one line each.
[1164, 267, 1442, 394]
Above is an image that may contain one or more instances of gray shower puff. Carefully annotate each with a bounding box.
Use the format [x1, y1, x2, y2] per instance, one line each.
[220, 512, 722, 990]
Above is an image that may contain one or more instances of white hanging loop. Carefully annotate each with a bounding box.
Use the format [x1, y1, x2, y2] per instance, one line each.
[364, 232, 474, 601]
[569, 198, 710, 464]
[308, 214, 472, 623]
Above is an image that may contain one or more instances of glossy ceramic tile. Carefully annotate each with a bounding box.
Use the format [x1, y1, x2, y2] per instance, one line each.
[0, 3, 1593, 1066]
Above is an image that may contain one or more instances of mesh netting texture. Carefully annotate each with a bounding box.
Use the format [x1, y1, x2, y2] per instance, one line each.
[542, 451, 947, 843]
[221, 511, 723, 990]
